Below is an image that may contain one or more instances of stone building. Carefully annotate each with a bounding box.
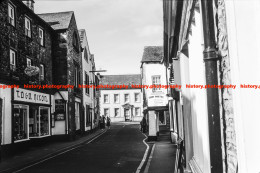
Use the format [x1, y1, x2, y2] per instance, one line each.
[38, 11, 83, 140]
[140, 46, 169, 141]
[0, 0, 54, 157]
[100, 75, 143, 122]
[163, 0, 260, 173]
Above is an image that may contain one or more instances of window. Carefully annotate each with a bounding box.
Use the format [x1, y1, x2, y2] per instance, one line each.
[84, 48, 88, 62]
[39, 28, 44, 46]
[39, 64, 44, 81]
[104, 108, 109, 117]
[114, 108, 119, 117]
[25, 17, 31, 38]
[10, 49, 16, 71]
[152, 75, 161, 92]
[124, 94, 129, 103]
[135, 93, 140, 102]
[114, 94, 119, 103]
[85, 72, 89, 94]
[27, 58, 31, 67]
[13, 105, 29, 141]
[104, 94, 109, 103]
[135, 107, 140, 116]
[75, 102, 80, 130]
[8, 3, 15, 26]
[74, 65, 80, 87]
[86, 105, 91, 126]
[73, 31, 80, 52]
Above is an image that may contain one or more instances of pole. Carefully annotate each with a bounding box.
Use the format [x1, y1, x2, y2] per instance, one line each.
[201, 0, 223, 172]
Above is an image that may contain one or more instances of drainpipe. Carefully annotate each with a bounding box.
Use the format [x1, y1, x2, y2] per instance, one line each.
[201, 1, 223, 173]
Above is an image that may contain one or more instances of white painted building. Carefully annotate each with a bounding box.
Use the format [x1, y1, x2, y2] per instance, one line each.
[100, 75, 143, 122]
[140, 46, 169, 141]
[79, 29, 97, 131]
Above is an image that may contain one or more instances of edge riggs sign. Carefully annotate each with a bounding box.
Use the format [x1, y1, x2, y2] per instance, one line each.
[14, 88, 50, 105]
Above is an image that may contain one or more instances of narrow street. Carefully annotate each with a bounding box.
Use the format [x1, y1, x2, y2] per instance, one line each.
[16, 123, 146, 173]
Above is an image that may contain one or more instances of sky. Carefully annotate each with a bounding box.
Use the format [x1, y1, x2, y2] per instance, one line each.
[35, 0, 163, 75]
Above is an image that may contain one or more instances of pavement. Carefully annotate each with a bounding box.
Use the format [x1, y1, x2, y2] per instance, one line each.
[0, 122, 177, 173]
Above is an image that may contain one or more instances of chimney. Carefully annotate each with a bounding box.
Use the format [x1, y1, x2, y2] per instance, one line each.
[22, 0, 35, 11]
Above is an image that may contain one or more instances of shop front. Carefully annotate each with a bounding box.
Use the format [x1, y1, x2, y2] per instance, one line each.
[12, 88, 51, 143]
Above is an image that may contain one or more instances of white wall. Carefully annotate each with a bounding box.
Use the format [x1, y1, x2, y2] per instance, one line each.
[0, 87, 12, 145]
[100, 89, 143, 122]
[225, 1, 260, 172]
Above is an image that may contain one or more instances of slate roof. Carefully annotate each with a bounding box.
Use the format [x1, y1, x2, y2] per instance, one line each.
[100, 74, 141, 89]
[38, 11, 74, 30]
[141, 46, 164, 63]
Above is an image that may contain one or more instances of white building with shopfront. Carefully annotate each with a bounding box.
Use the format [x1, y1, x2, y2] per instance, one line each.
[100, 75, 143, 122]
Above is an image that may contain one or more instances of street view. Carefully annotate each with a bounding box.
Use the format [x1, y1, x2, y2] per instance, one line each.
[0, 0, 260, 173]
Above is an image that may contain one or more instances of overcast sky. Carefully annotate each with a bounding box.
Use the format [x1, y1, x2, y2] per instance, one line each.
[35, 0, 163, 75]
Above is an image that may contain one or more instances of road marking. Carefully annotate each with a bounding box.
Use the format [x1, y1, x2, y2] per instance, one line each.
[135, 133, 149, 173]
[144, 144, 155, 173]
[12, 130, 107, 173]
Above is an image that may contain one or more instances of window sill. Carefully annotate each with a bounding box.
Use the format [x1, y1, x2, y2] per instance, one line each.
[14, 138, 30, 143]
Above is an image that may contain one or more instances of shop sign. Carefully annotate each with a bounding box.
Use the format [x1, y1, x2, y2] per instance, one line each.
[14, 88, 50, 105]
[55, 99, 65, 120]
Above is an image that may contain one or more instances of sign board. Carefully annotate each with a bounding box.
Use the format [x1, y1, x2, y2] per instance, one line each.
[14, 88, 50, 105]
[55, 99, 66, 120]
[148, 95, 168, 107]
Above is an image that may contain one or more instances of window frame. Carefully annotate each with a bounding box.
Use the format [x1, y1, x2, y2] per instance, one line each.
[38, 27, 44, 46]
[124, 93, 130, 103]
[8, 3, 16, 27]
[134, 93, 140, 103]
[114, 108, 120, 117]
[135, 107, 140, 116]
[39, 64, 44, 81]
[26, 58, 31, 67]
[104, 94, 109, 104]
[104, 108, 109, 117]
[114, 94, 119, 104]
[24, 16, 32, 38]
[10, 49, 16, 71]
[152, 75, 161, 92]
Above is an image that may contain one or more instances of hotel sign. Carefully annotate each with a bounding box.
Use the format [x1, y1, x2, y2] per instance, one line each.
[14, 88, 50, 105]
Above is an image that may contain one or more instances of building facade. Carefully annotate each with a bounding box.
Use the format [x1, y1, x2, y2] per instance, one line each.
[0, 0, 54, 157]
[140, 46, 169, 141]
[100, 75, 143, 122]
[79, 29, 99, 132]
[39, 11, 83, 140]
[163, 0, 260, 173]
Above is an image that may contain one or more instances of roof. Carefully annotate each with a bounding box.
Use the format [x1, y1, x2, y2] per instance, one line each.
[141, 46, 164, 63]
[38, 11, 74, 30]
[100, 74, 141, 90]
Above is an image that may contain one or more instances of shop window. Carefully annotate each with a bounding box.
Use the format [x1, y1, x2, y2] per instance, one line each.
[8, 3, 15, 26]
[75, 102, 80, 130]
[29, 106, 50, 137]
[13, 105, 29, 141]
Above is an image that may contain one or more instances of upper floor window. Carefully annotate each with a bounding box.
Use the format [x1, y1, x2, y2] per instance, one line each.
[152, 75, 161, 92]
[85, 72, 89, 94]
[135, 93, 140, 102]
[39, 64, 44, 81]
[124, 94, 129, 103]
[27, 58, 31, 67]
[104, 94, 109, 103]
[25, 17, 31, 38]
[10, 49, 16, 71]
[114, 94, 119, 103]
[8, 3, 15, 26]
[74, 65, 80, 87]
[73, 31, 80, 52]
[84, 48, 88, 62]
[39, 28, 44, 46]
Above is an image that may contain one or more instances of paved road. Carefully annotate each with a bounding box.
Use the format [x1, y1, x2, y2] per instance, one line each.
[17, 123, 146, 173]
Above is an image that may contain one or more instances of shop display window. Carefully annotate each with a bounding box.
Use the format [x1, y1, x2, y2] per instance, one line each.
[29, 106, 50, 137]
[13, 105, 29, 141]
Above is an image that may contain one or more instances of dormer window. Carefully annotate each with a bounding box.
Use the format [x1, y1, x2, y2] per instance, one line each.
[72, 31, 80, 52]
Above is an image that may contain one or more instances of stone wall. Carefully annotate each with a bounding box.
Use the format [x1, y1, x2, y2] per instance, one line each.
[0, 0, 53, 86]
[216, 0, 238, 172]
